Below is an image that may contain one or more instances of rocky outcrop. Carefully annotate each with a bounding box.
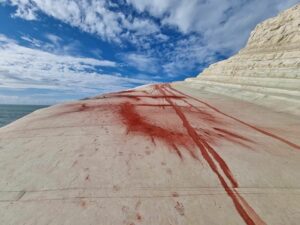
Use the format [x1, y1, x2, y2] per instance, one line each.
[185, 4, 300, 116]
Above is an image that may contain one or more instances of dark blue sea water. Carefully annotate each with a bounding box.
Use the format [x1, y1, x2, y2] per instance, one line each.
[0, 104, 48, 128]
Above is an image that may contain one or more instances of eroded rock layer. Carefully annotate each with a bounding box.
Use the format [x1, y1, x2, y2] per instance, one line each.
[185, 4, 300, 116]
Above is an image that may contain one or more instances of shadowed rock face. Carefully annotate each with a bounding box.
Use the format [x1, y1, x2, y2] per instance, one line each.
[185, 3, 300, 116]
[0, 4, 300, 225]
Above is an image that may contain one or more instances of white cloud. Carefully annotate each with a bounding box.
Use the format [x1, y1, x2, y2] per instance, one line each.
[4, 0, 162, 44]
[11, 0, 37, 20]
[0, 35, 150, 104]
[45, 33, 62, 45]
[123, 53, 159, 73]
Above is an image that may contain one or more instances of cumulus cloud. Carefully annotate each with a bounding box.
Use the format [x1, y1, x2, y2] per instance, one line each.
[4, 0, 162, 44]
[0, 35, 149, 103]
[122, 53, 159, 73]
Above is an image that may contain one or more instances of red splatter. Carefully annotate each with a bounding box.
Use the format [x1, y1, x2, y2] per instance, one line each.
[160, 85, 238, 186]
[214, 127, 254, 144]
[119, 101, 197, 160]
[167, 84, 300, 151]
[157, 84, 265, 225]
[109, 94, 184, 99]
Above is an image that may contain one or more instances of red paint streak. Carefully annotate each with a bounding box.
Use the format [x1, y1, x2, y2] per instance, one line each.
[166, 86, 254, 149]
[108, 94, 184, 99]
[181, 98, 218, 123]
[157, 84, 265, 225]
[135, 103, 172, 108]
[43, 102, 116, 119]
[214, 127, 253, 143]
[234, 190, 267, 225]
[160, 86, 238, 188]
[119, 101, 198, 160]
[115, 89, 148, 94]
[167, 84, 300, 151]
[117, 90, 136, 94]
[161, 85, 238, 188]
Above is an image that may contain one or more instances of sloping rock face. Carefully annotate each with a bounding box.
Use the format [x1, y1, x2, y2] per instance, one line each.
[1, 84, 300, 225]
[185, 4, 300, 116]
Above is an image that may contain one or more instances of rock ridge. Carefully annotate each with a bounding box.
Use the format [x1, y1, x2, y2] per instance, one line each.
[184, 3, 300, 116]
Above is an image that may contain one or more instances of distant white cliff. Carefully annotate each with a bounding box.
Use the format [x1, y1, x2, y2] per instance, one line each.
[184, 3, 300, 116]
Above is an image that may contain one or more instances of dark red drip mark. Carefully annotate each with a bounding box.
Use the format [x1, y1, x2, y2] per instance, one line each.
[217, 133, 254, 150]
[166, 87, 254, 148]
[180, 98, 218, 123]
[167, 84, 300, 151]
[117, 90, 136, 94]
[119, 101, 198, 160]
[115, 89, 148, 94]
[161, 85, 238, 188]
[107, 94, 185, 99]
[157, 84, 265, 225]
[233, 190, 267, 225]
[107, 94, 141, 101]
[135, 104, 172, 108]
[214, 127, 253, 143]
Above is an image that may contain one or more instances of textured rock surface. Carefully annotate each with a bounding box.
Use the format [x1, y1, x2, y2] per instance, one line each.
[185, 3, 300, 116]
[1, 84, 300, 225]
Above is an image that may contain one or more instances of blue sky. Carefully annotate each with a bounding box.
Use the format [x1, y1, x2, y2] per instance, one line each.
[0, 0, 298, 104]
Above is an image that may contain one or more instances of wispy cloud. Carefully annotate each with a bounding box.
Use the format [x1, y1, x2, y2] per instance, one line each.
[122, 53, 159, 74]
[4, 0, 163, 44]
[0, 35, 150, 103]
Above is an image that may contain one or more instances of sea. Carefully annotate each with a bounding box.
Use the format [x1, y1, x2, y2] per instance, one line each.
[0, 104, 49, 128]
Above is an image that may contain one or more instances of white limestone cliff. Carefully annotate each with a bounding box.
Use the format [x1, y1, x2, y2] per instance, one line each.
[184, 3, 300, 116]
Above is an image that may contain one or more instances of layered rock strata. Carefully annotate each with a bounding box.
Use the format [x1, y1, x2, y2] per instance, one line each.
[185, 4, 300, 116]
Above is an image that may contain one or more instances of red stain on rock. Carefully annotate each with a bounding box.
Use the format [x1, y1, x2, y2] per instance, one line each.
[119, 101, 196, 159]
[214, 127, 253, 142]
[80, 200, 87, 208]
[167, 83, 300, 151]
[157, 84, 265, 225]
[107, 94, 185, 104]
[172, 192, 179, 197]
[136, 213, 142, 221]
[45, 83, 280, 224]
